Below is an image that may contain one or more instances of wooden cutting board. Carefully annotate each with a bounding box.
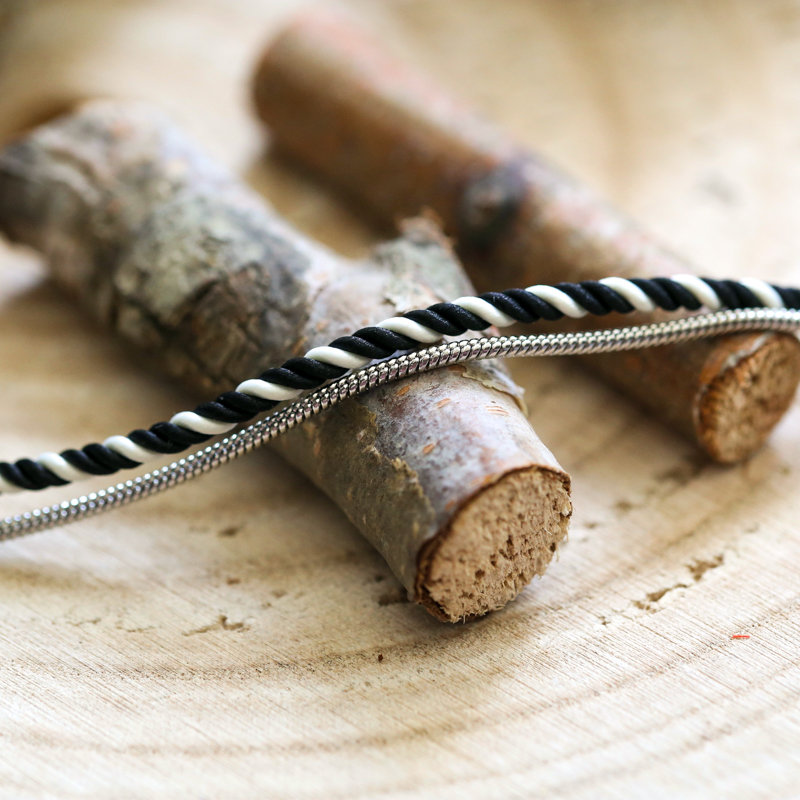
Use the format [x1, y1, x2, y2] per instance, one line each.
[0, 1, 798, 797]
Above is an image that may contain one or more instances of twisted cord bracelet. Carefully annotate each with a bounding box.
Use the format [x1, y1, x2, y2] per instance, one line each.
[1, 274, 795, 497]
[3, 306, 800, 540]
[3, 307, 800, 541]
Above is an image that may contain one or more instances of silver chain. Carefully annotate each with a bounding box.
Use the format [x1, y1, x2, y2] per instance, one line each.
[3, 308, 799, 542]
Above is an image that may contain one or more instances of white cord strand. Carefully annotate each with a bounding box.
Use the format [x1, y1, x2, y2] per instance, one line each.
[525, 285, 589, 318]
[452, 297, 516, 327]
[35, 453, 87, 483]
[102, 436, 160, 464]
[304, 346, 372, 370]
[738, 278, 785, 309]
[234, 379, 302, 401]
[670, 274, 723, 310]
[168, 411, 237, 436]
[376, 316, 442, 342]
[598, 277, 657, 312]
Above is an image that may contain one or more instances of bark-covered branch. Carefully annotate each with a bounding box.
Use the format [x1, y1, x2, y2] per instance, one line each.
[0, 100, 572, 621]
[253, 11, 800, 463]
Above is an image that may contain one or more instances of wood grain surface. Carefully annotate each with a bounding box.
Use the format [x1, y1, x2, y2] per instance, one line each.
[1, 1, 799, 797]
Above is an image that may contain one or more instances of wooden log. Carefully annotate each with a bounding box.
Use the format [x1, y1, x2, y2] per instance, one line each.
[252, 10, 800, 464]
[0, 99, 572, 622]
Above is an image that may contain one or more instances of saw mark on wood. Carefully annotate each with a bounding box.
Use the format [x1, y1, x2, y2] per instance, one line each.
[633, 553, 726, 612]
[687, 553, 725, 582]
[182, 614, 248, 635]
[66, 616, 102, 627]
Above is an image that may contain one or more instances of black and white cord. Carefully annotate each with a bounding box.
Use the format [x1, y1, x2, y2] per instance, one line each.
[1, 274, 798, 497]
[4, 306, 800, 541]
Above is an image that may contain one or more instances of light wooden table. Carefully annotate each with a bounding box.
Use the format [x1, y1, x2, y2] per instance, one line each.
[0, 1, 799, 797]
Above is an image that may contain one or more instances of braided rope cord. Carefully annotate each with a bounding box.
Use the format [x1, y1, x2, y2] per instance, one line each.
[3, 307, 800, 541]
[1, 274, 797, 497]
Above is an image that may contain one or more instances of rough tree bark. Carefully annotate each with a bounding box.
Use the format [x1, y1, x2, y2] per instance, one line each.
[0, 100, 572, 622]
[252, 10, 800, 464]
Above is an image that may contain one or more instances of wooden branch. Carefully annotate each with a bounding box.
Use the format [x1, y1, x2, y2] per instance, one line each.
[252, 11, 800, 464]
[0, 100, 571, 621]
